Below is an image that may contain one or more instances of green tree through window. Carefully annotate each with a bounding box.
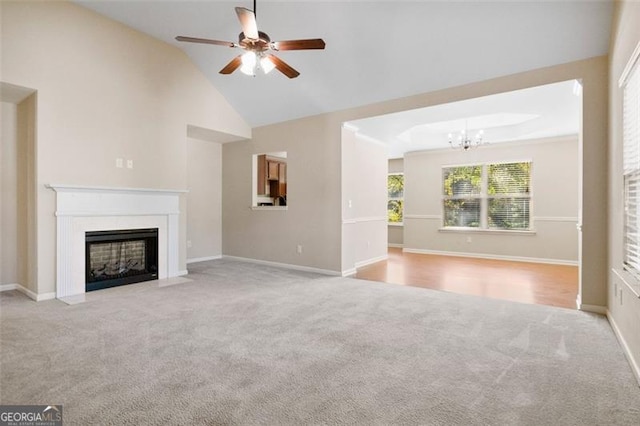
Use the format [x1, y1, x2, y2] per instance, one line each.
[443, 166, 482, 227]
[487, 162, 531, 229]
[388, 174, 404, 223]
[443, 162, 531, 230]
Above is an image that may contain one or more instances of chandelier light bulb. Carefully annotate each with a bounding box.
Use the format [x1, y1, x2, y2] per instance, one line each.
[448, 123, 487, 151]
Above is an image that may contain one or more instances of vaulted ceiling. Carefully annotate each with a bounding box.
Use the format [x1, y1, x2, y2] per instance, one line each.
[76, 1, 613, 128]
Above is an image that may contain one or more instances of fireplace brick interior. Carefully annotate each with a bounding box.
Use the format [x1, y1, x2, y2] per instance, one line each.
[85, 228, 158, 292]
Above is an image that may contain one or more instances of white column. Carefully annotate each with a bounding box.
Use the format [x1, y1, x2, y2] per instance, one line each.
[56, 215, 74, 298]
[167, 213, 179, 278]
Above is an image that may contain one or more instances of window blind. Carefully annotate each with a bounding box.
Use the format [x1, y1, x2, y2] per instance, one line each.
[488, 162, 531, 230]
[488, 163, 531, 195]
[442, 162, 531, 230]
[623, 58, 640, 276]
[387, 174, 404, 223]
[443, 166, 482, 228]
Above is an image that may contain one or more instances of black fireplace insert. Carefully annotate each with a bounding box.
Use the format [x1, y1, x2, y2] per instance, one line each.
[85, 228, 158, 292]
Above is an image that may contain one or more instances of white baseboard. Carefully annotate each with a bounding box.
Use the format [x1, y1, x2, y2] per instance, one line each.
[177, 270, 189, 277]
[402, 248, 578, 266]
[355, 254, 388, 269]
[0, 283, 55, 302]
[579, 303, 607, 315]
[222, 255, 341, 276]
[607, 310, 640, 386]
[388, 243, 404, 248]
[0, 283, 19, 292]
[186, 255, 222, 264]
[342, 268, 357, 277]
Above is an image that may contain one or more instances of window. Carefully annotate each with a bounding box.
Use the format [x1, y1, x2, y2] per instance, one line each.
[252, 152, 287, 209]
[623, 54, 640, 277]
[443, 161, 531, 230]
[387, 173, 404, 223]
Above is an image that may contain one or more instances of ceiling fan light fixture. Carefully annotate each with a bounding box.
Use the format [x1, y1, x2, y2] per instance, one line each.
[260, 56, 275, 74]
[240, 64, 255, 76]
[175, 0, 324, 79]
[240, 51, 257, 75]
[241, 51, 256, 68]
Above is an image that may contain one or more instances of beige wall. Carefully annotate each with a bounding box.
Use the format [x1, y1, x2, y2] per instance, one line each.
[187, 138, 222, 261]
[403, 137, 579, 263]
[608, 0, 640, 380]
[20, 94, 38, 293]
[223, 56, 607, 305]
[341, 130, 388, 273]
[1, 102, 19, 285]
[222, 115, 342, 272]
[1, 95, 34, 290]
[0, 1, 250, 295]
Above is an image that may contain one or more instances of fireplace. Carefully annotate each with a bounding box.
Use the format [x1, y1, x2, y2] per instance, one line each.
[85, 228, 159, 292]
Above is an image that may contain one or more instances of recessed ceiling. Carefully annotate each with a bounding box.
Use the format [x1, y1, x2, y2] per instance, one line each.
[75, 1, 612, 128]
[347, 79, 581, 158]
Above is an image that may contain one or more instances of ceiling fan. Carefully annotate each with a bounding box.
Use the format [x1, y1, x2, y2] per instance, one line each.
[175, 0, 325, 79]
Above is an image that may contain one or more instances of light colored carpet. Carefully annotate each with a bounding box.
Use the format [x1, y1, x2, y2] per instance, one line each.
[1, 258, 639, 425]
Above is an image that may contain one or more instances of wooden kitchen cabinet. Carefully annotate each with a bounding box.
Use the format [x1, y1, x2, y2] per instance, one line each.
[271, 163, 287, 198]
[257, 154, 287, 197]
[268, 161, 279, 180]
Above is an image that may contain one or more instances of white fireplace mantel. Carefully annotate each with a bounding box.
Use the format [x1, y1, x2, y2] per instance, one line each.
[47, 184, 188, 298]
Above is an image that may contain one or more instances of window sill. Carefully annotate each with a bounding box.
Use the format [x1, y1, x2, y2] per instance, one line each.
[251, 206, 288, 211]
[612, 268, 640, 298]
[388, 222, 404, 227]
[438, 227, 536, 236]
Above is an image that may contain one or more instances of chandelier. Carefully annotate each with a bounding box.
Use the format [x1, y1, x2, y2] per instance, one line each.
[448, 126, 485, 151]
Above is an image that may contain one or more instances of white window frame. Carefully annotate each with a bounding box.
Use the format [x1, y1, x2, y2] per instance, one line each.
[441, 161, 533, 232]
[620, 41, 640, 286]
[387, 173, 404, 226]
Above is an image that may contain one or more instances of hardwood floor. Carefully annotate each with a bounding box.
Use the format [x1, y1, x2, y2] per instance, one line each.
[355, 248, 579, 309]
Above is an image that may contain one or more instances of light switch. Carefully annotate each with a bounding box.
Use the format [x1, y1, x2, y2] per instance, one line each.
[116, 158, 123, 168]
[127, 160, 133, 169]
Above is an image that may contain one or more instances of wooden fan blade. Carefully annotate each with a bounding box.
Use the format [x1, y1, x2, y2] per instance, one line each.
[267, 54, 300, 79]
[272, 39, 326, 51]
[175, 36, 235, 48]
[219, 56, 242, 74]
[235, 7, 259, 40]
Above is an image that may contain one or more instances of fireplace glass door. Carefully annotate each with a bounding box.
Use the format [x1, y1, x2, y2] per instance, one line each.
[85, 228, 158, 291]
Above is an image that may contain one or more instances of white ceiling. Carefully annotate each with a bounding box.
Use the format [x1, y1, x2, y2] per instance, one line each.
[75, 1, 613, 128]
[348, 79, 581, 158]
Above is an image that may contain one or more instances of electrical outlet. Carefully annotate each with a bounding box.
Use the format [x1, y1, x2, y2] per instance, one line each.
[466, 236, 472, 243]
[296, 244, 303, 254]
[116, 158, 124, 168]
[127, 159, 134, 169]
[187, 240, 192, 248]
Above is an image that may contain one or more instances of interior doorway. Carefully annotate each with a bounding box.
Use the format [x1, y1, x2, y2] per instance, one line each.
[1, 82, 37, 295]
[345, 80, 582, 308]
